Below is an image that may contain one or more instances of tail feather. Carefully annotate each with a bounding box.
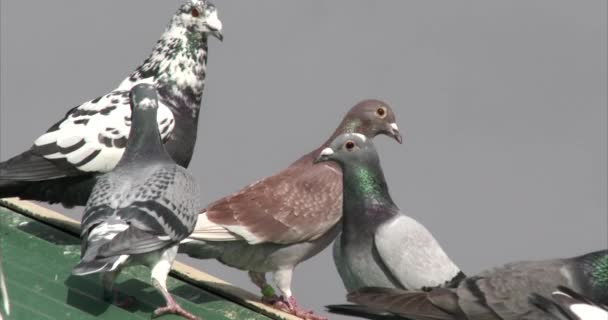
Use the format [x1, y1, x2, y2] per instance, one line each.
[72, 255, 128, 276]
[0, 176, 96, 207]
[326, 304, 402, 320]
[0, 150, 76, 181]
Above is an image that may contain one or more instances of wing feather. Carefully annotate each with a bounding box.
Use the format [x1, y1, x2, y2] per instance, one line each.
[203, 159, 342, 244]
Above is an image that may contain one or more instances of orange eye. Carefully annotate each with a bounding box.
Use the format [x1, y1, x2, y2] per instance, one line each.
[191, 8, 200, 17]
[376, 106, 387, 118]
[345, 140, 355, 151]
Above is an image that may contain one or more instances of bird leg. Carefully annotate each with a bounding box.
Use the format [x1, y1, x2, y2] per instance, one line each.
[151, 256, 198, 320]
[272, 269, 327, 320]
[101, 270, 135, 308]
[248, 271, 280, 304]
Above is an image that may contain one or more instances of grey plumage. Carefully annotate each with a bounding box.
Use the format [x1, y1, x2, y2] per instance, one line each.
[73, 84, 200, 320]
[331, 250, 608, 320]
[315, 133, 464, 294]
[0, 0, 222, 208]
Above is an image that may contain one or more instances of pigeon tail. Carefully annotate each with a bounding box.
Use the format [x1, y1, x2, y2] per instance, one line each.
[326, 304, 402, 320]
[72, 254, 128, 276]
[0, 175, 96, 208]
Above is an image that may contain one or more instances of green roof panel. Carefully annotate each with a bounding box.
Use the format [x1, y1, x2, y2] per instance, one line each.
[0, 205, 272, 320]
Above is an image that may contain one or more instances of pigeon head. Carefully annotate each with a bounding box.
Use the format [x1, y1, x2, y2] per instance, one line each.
[335, 100, 402, 144]
[175, 0, 223, 41]
[315, 133, 379, 167]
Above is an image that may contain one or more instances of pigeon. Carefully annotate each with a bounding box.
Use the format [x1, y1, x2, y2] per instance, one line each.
[0, 247, 8, 320]
[330, 249, 608, 320]
[314, 133, 464, 294]
[178, 100, 402, 319]
[72, 84, 201, 320]
[0, 0, 222, 208]
[530, 286, 608, 320]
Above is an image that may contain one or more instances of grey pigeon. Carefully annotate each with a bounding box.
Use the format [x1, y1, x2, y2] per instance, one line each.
[72, 84, 200, 320]
[0, 0, 222, 208]
[314, 133, 464, 294]
[179, 100, 402, 319]
[333, 250, 608, 320]
[530, 286, 608, 320]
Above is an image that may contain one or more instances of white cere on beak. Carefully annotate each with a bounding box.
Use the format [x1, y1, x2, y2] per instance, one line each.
[138, 97, 156, 110]
[320, 148, 334, 157]
[390, 123, 399, 131]
[206, 10, 223, 32]
[352, 133, 367, 142]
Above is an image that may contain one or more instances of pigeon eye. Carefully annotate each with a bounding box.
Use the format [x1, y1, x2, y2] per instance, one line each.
[191, 8, 200, 17]
[345, 141, 355, 151]
[376, 106, 387, 118]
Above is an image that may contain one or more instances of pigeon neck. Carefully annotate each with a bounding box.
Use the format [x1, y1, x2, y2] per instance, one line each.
[341, 161, 397, 227]
[119, 109, 171, 165]
[127, 24, 209, 110]
[590, 253, 608, 288]
[575, 250, 608, 301]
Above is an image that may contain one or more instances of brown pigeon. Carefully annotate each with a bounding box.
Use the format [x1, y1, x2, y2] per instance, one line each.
[179, 99, 402, 319]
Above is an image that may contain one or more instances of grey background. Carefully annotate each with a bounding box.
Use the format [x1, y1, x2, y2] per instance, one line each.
[1, 1, 606, 319]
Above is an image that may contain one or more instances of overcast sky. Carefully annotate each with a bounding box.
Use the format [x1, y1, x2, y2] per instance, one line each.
[1, 1, 606, 319]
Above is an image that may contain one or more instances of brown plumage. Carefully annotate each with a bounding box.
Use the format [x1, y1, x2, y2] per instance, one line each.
[180, 99, 402, 319]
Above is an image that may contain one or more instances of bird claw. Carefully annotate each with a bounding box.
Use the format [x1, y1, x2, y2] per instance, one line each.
[153, 303, 199, 320]
[269, 296, 327, 320]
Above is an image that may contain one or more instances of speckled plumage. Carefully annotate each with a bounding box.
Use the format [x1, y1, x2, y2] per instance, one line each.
[179, 100, 402, 318]
[0, 0, 222, 208]
[332, 250, 608, 320]
[73, 84, 201, 320]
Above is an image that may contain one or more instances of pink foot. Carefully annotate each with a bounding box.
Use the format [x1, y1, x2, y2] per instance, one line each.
[153, 302, 199, 320]
[271, 296, 327, 320]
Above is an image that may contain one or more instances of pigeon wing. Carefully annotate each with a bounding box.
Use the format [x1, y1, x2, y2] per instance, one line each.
[374, 214, 462, 289]
[29, 90, 174, 174]
[203, 161, 342, 244]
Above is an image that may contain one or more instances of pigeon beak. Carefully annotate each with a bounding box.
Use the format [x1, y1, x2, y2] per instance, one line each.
[389, 123, 403, 144]
[210, 29, 223, 41]
[314, 147, 334, 164]
[205, 10, 223, 41]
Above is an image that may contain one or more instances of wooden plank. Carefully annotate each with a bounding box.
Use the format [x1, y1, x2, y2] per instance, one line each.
[0, 198, 302, 320]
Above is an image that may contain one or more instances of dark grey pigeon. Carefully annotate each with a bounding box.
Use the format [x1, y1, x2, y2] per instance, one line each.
[530, 286, 608, 320]
[315, 133, 464, 294]
[332, 250, 608, 320]
[72, 84, 200, 320]
[0, 0, 222, 208]
[179, 100, 402, 320]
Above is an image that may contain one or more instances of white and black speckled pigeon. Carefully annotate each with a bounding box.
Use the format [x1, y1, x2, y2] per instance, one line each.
[531, 286, 608, 320]
[0, 0, 222, 208]
[329, 250, 608, 320]
[179, 100, 402, 320]
[72, 84, 200, 320]
[314, 133, 464, 295]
